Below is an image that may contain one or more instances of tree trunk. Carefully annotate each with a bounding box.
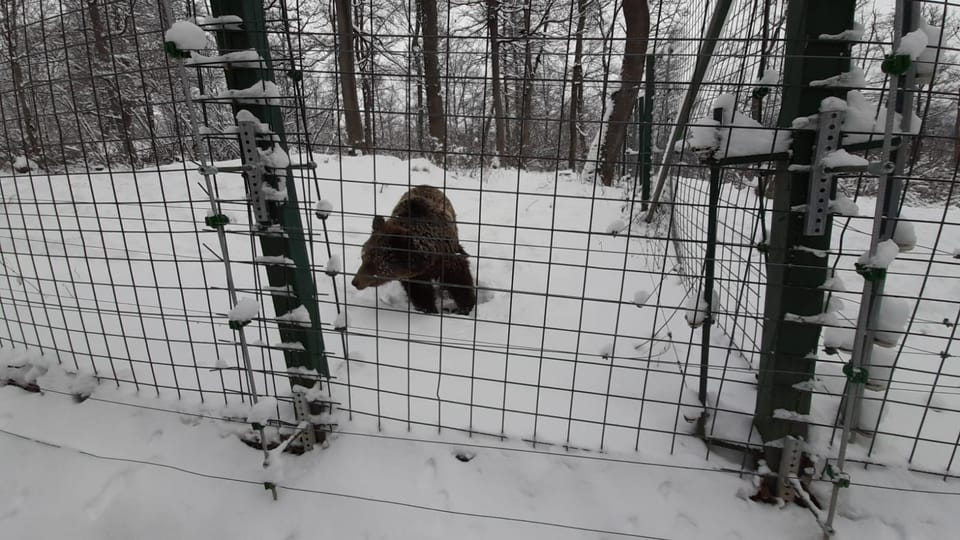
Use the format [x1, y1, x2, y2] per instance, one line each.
[954, 91, 960, 167]
[568, 0, 587, 170]
[410, 13, 425, 154]
[354, 5, 375, 148]
[486, 0, 505, 164]
[417, 0, 445, 160]
[597, 0, 650, 186]
[333, 0, 365, 153]
[514, 4, 533, 168]
[517, 45, 543, 169]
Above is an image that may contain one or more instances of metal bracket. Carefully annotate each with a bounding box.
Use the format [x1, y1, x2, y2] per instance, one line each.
[291, 389, 317, 452]
[777, 436, 803, 502]
[804, 110, 845, 236]
[237, 121, 271, 225]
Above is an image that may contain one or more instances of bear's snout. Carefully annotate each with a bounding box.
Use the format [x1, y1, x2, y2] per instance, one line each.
[351, 274, 365, 290]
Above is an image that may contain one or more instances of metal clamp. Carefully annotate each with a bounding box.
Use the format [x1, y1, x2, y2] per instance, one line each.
[824, 463, 851, 488]
[777, 436, 804, 502]
[237, 121, 271, 225]
[805, 110, 845, 236]
[291, 389, 317, 451]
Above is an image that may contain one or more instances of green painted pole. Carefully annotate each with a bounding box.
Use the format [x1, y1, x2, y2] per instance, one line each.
[754, 0, 855, 476]
[209, 1, 329, 384]
[640, 54, 655, 208]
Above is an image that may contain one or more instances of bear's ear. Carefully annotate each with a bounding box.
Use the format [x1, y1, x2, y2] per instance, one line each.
[372, 215, 386, 232]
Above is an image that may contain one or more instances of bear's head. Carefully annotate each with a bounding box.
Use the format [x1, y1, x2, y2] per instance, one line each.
[352, 215, 424, 290]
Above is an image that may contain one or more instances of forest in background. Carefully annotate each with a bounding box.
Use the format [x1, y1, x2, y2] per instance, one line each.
[0, 0, 957, 197]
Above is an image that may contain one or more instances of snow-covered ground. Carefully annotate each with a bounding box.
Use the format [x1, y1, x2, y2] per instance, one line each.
[3, 359, 960, 540]
[2, 154, 960, 538]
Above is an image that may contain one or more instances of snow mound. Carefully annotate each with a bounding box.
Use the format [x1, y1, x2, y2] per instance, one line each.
[684, 289, 719, 328]
[687, 94, 791, 158]
[858, 239, 899, 269]
[333, 311, 348, 331]
[820, 273, 846, 292]
[915, 19, 942, 83]
[875, 298, 910, 347]
[892, 221, 916, 252]
[821, 149, 868, 169]
[605, 219, 627, 235]
[810, 66, 866, 88]
[756, 70, 779, 86]
[262, 183, 288, 202]
[315, 199, 334, 219]
[13, 155, 38, 173]
[687, 119, 720, 153]
[247, 397, 278, 425]
[228, 298, 260, 322]
[829, 193, 860, 216]
[218, 81, 281, 105]
[197, 15, 243, 29]
[841, 90, 922, 144]
[255, 255, 295, 266]
[325, 254, 342, 276]
[896, 30, 929, 60]
[164, 21, 209, 51]
[260, 144, 290, 169]
[632, 289, 649, 307]
[277, 306, 311, 327]
[819, 22, 865, 41]
[187, 49, 262, 68]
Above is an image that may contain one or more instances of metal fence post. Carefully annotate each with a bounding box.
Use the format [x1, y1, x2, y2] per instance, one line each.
[640, 54, 655, 209]
[696, 107, 724, 430]
[209, 0, 329, 386]
[753, 0, 855, 482]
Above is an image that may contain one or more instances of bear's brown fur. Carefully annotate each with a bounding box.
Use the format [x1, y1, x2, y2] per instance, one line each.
[351, 185, 476, 314]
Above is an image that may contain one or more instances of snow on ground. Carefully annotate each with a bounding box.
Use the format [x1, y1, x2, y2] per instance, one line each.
[315, 155, 709, 455]
[2, 154, 960, 538]
[0, 154, 710, 455]
[3, 359, 960, 540]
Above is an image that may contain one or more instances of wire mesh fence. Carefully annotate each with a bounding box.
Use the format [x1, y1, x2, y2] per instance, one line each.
[1, 0, 959, 523]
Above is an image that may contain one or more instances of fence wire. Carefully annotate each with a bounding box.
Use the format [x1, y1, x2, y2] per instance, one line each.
[1, 0, 959, 506]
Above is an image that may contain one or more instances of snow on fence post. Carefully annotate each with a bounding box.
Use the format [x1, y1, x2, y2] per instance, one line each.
[208, 0, 330, 390]
[753, 0, 856, 496]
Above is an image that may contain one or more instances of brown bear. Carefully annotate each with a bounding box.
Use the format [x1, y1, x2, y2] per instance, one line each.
[351, 185, 476, 315]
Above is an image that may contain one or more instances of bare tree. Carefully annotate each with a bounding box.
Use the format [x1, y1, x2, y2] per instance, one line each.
[355, 4, 377, 148]
[509, 2, 549, 169]
[333, 0, 366, 153]
[955, 91, 960, 166]
[410, 9, 425, 154]
[568, 0, 588, 170]
[596, 0, 649, 185]
[417, 0, 445, 159]
[0, 0, 42, 166]
[486, 0, 506, 164]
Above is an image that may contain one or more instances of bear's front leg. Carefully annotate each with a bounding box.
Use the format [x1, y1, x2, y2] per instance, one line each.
[440, 256, 476, 315]
[401, 277, 439, 314]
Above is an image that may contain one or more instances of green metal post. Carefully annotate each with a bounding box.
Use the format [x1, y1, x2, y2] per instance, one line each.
[210, 1, 329, 384]
[640, 54, 655, 208]
[754, 0, 855, 472]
